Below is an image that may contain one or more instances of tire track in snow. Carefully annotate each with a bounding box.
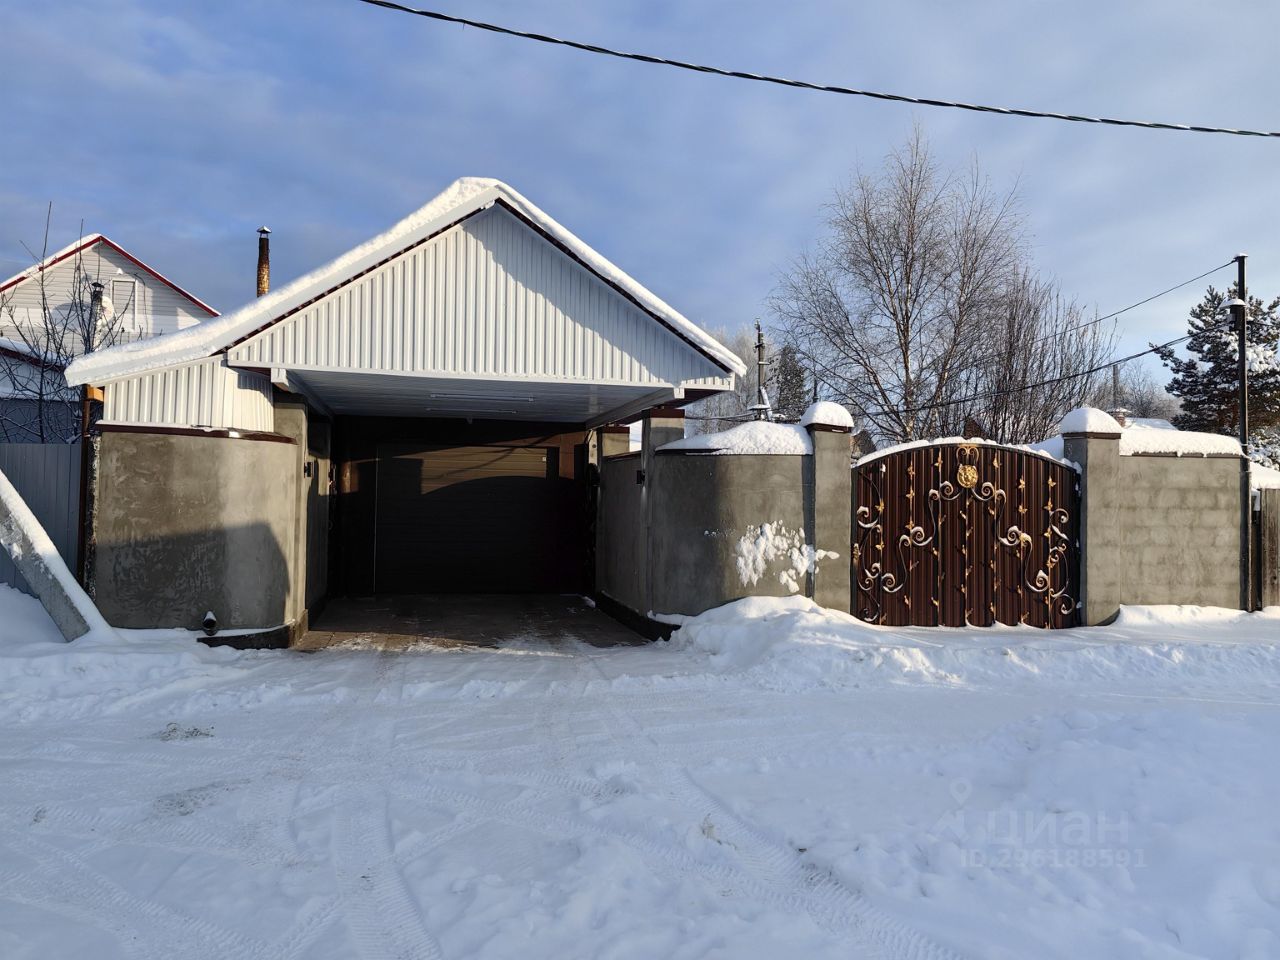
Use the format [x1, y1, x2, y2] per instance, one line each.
[325, 652, 446, 960]
[0, 831, 276, 960]
[578, 644, 969, 960]
[331, 787, 444, 960]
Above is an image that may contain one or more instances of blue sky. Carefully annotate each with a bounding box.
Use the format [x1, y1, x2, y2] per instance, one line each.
[3, 0, 1277, 376]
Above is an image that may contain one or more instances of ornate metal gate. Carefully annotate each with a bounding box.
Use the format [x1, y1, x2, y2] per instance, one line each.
[852, 442, 1079, 628]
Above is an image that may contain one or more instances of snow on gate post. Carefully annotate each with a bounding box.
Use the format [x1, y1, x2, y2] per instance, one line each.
[803, 402, 853, 613]
[1061, 408, 1123, 626]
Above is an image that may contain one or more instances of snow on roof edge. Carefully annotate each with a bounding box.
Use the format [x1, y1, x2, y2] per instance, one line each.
[66, 178, 745, 386]
[0, 233, 105, 292]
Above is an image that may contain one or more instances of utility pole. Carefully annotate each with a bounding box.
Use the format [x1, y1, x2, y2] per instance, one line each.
[1231, 253, 1252, 610]
[750, 320, 771, 421]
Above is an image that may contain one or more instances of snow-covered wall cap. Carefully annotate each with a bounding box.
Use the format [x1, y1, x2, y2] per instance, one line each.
[66, 178, 745, 386]
[1119, 422, 1242, 457]
[1059, 406, 1122, 435]
[659, 421, 813, 456]
[800, 401, 853, 431]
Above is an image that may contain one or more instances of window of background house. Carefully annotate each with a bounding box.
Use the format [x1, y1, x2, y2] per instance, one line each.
[111, 278, 138, 332]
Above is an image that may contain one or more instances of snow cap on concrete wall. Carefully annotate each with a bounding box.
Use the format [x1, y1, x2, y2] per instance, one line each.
[800, 401, 853, 431]
[659, 421, 812, 455]
[1059, 406, 1122, 435]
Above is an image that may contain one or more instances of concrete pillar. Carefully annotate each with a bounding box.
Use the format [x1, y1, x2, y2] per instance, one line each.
[641, 408, 685, 616]
[805, 423, 853, 612]
[272, 395, 310, 635]
[599, 425, 631, 460]
[1063, 428, 1122, 625]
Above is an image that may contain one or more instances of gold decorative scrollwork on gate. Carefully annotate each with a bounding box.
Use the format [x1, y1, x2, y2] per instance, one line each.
[956, 443, 979, 489]
[853, 442, 1079, 628]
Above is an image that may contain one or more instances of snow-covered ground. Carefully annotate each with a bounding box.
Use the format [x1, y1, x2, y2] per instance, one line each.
[2, 586, 1279, 959]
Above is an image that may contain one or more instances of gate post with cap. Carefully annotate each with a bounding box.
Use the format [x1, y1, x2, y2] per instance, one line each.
[804, 420, 852, 612]
[1063, 421, 1122, 625]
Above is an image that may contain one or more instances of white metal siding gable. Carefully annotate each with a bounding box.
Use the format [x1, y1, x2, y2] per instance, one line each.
[226, 206, 726, 386]
[102, 356, 273, 432]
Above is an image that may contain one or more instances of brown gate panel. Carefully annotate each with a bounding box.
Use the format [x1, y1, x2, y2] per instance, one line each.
[853, 442, 1079, 628]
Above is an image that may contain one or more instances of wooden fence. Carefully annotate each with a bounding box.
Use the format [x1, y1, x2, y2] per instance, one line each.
[0, 443, 82, 596]
[1261, 489, 1280, 609]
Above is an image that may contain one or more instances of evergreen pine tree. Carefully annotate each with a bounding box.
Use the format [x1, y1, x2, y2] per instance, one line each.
[770, 344, 810, 422]
[1153, 284, 1280, 438]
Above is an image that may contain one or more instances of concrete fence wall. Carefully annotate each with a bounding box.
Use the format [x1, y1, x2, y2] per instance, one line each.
[646, 451, 808, 616]
[90, 428, 299, 632]
[596, 411, 852, 624]
[1115, 454, 1242, 608]
[0, 443, 81, 596]
[1066, 428, 1245, 623]
[597, 453, 646, 614]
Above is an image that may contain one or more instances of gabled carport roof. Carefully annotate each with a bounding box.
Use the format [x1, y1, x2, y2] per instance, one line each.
[66, 178, 744, 387]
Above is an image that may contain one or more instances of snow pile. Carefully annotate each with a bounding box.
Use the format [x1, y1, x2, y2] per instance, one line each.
[0, 584, 66, 646]
[67, 179, 744, 385]
[661, 421, 812, 455]
[1059, 407, 1122, 434]
[799, 401, 853, 430]
[667, 595, 1280, 692]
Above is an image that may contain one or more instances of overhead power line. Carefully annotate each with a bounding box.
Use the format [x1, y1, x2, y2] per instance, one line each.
[859, 323, 1224, 421]
[694, 321, 1217, 425]
[354, 0, 1280, 139]
[1030, 259, 1235, 346]
[777, 259, 1239, 420]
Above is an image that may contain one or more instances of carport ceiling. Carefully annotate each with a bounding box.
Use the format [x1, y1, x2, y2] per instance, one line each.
[288, 369, 667, 422]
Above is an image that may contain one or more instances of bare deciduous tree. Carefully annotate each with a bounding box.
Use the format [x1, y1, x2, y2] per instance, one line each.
[770, 131, 1114, 445]
[943, 268, 1116, 442]
[1087, 360, 1181, 422]
[0, 206, 131, 442]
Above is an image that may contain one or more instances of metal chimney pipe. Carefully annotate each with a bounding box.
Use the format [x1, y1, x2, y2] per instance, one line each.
[256, 226, 271, 297]
[88, 281, 105, 349]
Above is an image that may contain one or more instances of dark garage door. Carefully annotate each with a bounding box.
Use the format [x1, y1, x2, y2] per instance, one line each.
[374, 443, 582, 594]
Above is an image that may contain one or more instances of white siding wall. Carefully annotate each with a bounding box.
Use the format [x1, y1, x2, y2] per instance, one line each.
[228, 206, 727, 387]
[1, 240, 212, 352]
[102, 357, 273, 432]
